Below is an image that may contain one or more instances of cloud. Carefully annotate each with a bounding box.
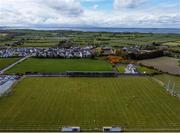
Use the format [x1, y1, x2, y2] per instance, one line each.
[113, 0, 147, 9]
[81, 0, 105, 2]
[41, 0, 83, 16]
[0, 0, 84, 26]
[92, 4, 99, 10]
[0, 0, 179, 28]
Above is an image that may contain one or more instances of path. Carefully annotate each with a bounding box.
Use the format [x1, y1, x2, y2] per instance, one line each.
[0, 56, 31, 74]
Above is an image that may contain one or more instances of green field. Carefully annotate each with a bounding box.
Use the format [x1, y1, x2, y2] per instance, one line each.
[1, 30, 180, 47]
[6, 58, 112, 74]
[0, 58, 19, 70]
[162, 41, 180, 46]
[0, 77, 180, 131]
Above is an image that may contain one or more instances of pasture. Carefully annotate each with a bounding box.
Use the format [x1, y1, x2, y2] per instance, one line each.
[0, 77, 180, 131]
[6, 58, 112, 74]
[0, 58, 19, 70]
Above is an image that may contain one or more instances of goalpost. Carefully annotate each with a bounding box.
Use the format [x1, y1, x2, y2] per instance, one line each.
[164, 80, 177, 96]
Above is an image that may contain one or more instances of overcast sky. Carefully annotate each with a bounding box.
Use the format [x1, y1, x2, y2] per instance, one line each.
[0, 0, 180, 28]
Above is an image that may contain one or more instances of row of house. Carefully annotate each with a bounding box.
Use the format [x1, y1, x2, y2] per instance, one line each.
[0, 47, 37, 57]
[0, 43, 165, 58]
[0, 46, 93, 58]
[36, 46, 92, 58]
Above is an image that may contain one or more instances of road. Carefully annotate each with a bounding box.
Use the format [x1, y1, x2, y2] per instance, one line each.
[0, 56, 31, 74]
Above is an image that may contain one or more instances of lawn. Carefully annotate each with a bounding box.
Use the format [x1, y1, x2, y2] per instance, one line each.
[137, 66, 158, 74]
[0, 58, 19, 70]
[116, 65, 126, 73]
[6, 58, 113, 74]
[0, 77, 180, 131]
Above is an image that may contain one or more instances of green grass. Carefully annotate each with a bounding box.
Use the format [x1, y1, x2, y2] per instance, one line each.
[0, 58, 19, 70]
[137, 66, 157, 74]
[6, 58, 112, 74]
[23, 42, 58, 47]
[116, 65, 126, 73]
[0, 77, 180, 131]
[162, 41, 180, 46]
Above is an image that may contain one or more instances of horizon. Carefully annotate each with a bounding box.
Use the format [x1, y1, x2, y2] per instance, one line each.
[1, 26, 180, 29]
[0, 0, 180, 28]
[1, 26, 180, 34]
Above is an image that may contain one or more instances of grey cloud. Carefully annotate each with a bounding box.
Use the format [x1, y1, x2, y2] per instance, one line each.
[113, 0, 147, 9]
[41, 0, 84, 16]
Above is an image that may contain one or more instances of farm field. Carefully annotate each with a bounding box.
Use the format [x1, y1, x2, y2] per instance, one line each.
[0, 77, 180, 131]
[23, 42, 59, 47]
[162, 41, 180, 46]
[139, 57, 180, 75]
[6, 58, 112, 74]
[1, 30, 180, 47]
[0, 58, 19, 70]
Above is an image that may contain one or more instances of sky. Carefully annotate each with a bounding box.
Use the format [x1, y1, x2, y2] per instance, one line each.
[0, 0, 180, 28]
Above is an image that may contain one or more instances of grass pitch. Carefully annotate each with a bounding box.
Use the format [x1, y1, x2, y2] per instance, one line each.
[6, 58, 112, 74]
[0, 58, 19, 70]
[0, 77, 180, 131]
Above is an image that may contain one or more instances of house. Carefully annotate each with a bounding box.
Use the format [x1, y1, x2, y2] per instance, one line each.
[125, 64, 138, 74]
[122, 47, 128, 52]
[101, 47, 114, 56]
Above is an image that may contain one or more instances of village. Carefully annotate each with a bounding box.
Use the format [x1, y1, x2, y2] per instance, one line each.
[0, 42, 167, 77]
[0, 42, 167, 58]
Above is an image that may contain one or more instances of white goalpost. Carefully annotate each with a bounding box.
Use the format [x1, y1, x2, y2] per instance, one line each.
[164, 80, 177, 97]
